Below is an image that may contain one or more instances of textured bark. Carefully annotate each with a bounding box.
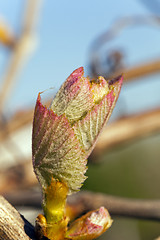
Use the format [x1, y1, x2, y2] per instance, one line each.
[0, 195, 36, 240]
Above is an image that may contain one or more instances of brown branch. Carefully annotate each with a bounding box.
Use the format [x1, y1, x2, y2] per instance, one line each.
[4, 190, 160, 221]
[0, 97, 52, 143]
[118, 59, 160, 82]
[90, 108, 160, 162]
[4, 190, 42, 209]
[0, 195, 36, 239]
[68, 191, 160, 221]
[0, 108, 33, 143]
[0, 160, 37, 194]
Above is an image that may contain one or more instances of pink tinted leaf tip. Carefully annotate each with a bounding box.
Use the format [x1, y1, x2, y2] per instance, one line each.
[65, 207, 112, 240]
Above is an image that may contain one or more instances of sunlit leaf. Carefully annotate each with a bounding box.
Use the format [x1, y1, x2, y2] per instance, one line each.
[32, 93, 87, 193]
[32, 67, 123, 194]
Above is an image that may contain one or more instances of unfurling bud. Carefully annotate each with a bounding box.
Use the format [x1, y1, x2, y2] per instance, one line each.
[65, 207, 112, 240]
[32, 67, 123, 240]
[32, 67, 123, 194]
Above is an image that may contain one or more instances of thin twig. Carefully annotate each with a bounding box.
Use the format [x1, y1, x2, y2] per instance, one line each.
[0, 0, 42, 116]
[69, 191, 160, 221]
[119, 59, 160, 82]
[0, 98, 50, 142]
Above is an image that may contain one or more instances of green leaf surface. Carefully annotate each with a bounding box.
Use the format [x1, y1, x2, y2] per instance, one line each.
[32, 93, 87, 193]
[32, 67, 123, 194]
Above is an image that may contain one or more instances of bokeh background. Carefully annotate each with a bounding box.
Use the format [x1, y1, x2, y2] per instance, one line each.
[0, 1, 160, 239]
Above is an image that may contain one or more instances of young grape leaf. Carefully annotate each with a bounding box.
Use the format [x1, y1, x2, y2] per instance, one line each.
[32, 67, 123, 194]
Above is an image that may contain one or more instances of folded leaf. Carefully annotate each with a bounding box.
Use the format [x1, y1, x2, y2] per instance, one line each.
[32, 67, 123, 194]
[65, 207, 112, 240]
[32, 93, 87, 193]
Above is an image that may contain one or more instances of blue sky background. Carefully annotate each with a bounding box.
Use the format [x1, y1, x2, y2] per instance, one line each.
[0, 0, 160, 118]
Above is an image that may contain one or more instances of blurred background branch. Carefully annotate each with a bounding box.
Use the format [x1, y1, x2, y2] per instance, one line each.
[0, 0, 42, 119]
[90, 107, 160, 162]
[3, 190, 160, 221]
